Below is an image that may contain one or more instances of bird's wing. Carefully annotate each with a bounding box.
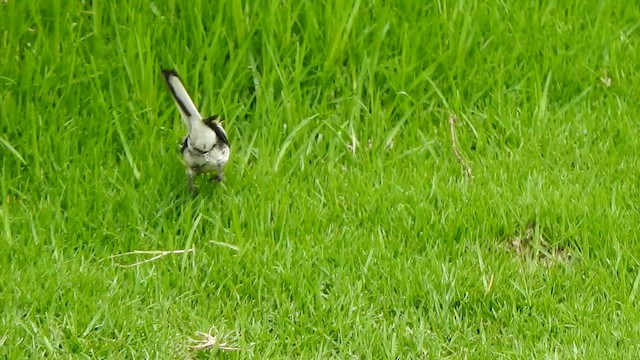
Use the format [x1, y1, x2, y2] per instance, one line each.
[204, 115, 229, 146]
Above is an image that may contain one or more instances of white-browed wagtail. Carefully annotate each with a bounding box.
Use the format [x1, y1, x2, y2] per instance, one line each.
[161, 69, 230, 192]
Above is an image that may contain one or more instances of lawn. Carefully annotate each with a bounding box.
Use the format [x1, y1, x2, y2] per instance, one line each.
[2, 0, 640, 358]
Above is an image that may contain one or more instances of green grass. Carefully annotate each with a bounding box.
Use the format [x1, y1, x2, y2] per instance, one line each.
[2, 0, 640, 358]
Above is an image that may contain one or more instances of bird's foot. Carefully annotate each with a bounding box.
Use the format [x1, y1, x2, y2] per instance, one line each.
[212, 172, 224, 182]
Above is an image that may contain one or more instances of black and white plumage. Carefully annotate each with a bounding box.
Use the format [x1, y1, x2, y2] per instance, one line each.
[161, 69, 230, 192]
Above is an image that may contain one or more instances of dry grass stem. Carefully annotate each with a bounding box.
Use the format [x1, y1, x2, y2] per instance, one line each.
[103, 249, 195, 267]
[187, 330, 242, 352]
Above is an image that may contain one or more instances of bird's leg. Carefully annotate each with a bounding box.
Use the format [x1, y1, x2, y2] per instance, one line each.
[187, 170, 196, 193]
[213, 171, 224, 182]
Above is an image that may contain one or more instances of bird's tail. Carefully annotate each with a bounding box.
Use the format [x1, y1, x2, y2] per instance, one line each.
[161, 69, 201, 131]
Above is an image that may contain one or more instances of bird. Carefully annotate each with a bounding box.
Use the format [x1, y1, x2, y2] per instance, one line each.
[161, 69, 230, 193]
